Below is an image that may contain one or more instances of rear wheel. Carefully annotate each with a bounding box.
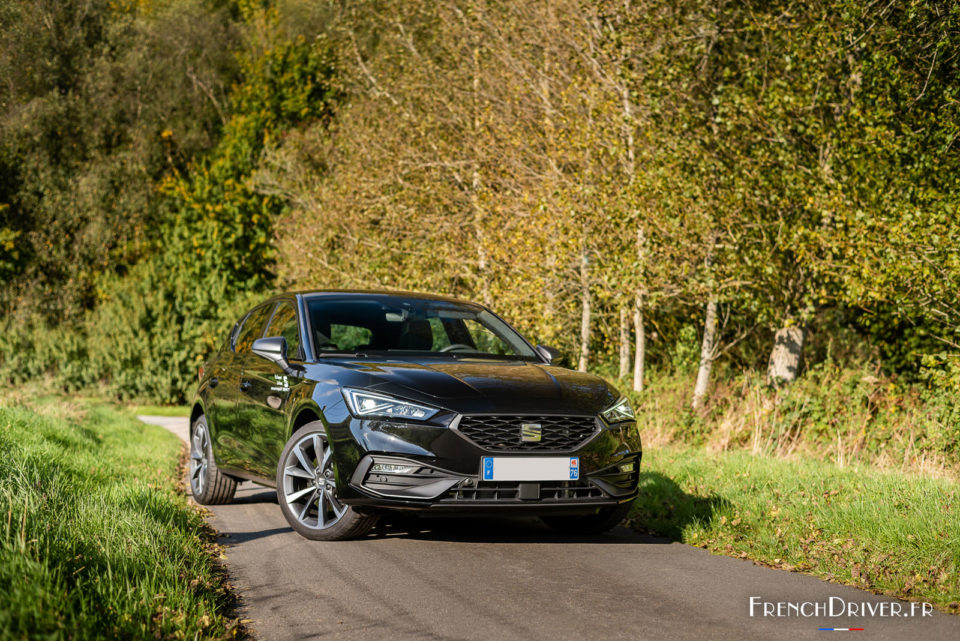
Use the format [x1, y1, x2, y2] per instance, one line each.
[189, 416, 238, 504]
[276, 422, 378, 541]
[541, 502, 632, 535]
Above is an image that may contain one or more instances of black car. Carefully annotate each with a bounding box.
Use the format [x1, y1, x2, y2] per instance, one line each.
[190, 291, 641, 540]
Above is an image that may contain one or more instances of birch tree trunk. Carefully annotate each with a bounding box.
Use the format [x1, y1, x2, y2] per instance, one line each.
[633, 292, 645, 392]
[767, 325, 805, 387]
[469, 42, 491, 307]
[692, 297, 718, 409]
[622, 87, 647, 393]
[539, 28, 559, 341]
[544, 247, 557, 338]
[619, 307, 630, 379]
[577, 249, 591, 372]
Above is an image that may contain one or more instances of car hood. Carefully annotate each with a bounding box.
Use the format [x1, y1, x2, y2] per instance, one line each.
[333, 358, 619, 415]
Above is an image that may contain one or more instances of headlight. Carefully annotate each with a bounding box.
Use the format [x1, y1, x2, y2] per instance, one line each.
[601, 396, 635, 424]
[343, 389, 440, 421]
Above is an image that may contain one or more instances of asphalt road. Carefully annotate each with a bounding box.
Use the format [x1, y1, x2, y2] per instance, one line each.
[140, 416, 959, 641]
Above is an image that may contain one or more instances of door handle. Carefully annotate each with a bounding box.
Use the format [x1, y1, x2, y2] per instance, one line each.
[209, 377, 219, 388]
[240, 380, 252, 392]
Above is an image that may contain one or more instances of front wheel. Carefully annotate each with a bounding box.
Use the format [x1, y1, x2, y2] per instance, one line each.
[276, 422, 378, 541]
[541, 502, 632, 535]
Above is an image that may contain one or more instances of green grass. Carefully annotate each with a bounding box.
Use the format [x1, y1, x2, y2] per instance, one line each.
[631, 445, 960, 611]
[3, 391, 956, 640]
[128, 404, 191, 417]
[0, 400, 239, 640]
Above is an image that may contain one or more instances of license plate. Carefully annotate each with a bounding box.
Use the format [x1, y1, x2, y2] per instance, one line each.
[480, 456, 579, 481]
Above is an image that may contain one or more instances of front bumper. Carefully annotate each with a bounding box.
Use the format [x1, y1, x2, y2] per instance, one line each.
[328, 413, 641, 513]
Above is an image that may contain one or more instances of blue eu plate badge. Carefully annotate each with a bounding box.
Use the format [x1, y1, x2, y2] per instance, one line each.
[483, 457, 495, 480]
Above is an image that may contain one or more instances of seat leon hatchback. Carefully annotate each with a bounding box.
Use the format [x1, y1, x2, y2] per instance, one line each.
[190, 290, 641, 540]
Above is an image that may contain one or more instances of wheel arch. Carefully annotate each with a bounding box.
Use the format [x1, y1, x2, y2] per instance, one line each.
[190, 400, 205, 434]
[289, 401, 324, 441]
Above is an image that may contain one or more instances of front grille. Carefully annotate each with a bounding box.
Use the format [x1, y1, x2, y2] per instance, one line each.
[442, 481, 606, 503]
[456, 415, 598, 451]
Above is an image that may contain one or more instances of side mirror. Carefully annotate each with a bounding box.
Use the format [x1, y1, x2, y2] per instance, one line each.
[535, 344, 566, 367]
[252, 336, 288, 367]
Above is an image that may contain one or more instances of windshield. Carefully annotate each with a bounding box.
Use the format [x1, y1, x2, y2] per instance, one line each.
[304, 295, 538, 360]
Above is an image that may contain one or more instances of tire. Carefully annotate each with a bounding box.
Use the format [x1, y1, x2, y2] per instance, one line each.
[541, 501, 632, 535]
[189, 415, 238, 505]
[276, 422, 378, 541]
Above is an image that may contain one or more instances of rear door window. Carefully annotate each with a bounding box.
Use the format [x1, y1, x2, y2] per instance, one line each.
[235, 304, 276, 353]
[265, 302, 302, 359]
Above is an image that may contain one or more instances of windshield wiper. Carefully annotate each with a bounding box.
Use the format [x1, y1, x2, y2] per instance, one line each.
[317, 351, 368, 358]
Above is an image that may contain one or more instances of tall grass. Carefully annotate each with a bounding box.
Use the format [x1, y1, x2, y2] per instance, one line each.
[0, 401, 239, 640]
[622, 360, 959, 476]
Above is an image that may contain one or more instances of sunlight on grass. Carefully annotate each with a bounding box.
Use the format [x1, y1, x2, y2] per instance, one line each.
[128, 404, 192, 417]
[0, 401, 239, 639]
[631, 445, 960, 611]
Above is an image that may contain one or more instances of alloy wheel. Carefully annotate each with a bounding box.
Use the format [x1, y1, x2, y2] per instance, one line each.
[281, 432, 346, 530]
[190, 423, 209, 496]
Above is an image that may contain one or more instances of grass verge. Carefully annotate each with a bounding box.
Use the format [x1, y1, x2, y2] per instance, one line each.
[129, 405, 192, 418]
[0, 399, 241, 640]
[630, 445, 960, 611]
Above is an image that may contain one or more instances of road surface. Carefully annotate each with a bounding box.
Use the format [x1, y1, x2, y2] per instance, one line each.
[139, 416, 959, 641]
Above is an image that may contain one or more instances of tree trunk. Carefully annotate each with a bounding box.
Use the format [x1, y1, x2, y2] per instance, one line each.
[619, 307, 630, 379]
[692, 298, 718, 410]
[543, 244, 557, 341]
[469, 43, 490, 307]
[577, 249, 591, 372]
[767, 325, 805, 387]
[633, 292, 645, 392]
[540, 36, 558, 342]
[633, 226, 646, 392]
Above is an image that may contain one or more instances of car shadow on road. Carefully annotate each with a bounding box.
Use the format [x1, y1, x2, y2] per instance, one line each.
[373, 515, 668, 544]
[231, 485, 278, 505]
[219, 527, 291, 544]
[212, 473, 727, 546]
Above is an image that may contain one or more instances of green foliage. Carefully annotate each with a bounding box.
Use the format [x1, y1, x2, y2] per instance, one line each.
[0, 400, 239, 639]
[0, 0, 958, 412]
[920, 353, 960, 458]
[0, 1, 338, 402]
[0, 0, 241, 319]
[162, 29, 338, 293]
[668, 325, 701, 375]
[853, 308, 948, 377]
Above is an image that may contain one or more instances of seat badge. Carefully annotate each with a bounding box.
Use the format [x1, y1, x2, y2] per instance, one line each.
[520, 422, 542, 443]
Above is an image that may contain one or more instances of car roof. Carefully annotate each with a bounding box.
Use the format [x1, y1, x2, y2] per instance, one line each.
[290, 289, 480, 307]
